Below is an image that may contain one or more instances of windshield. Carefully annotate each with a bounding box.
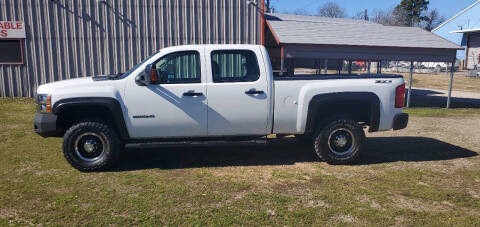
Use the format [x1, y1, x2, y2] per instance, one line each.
[120, 52, 158, 79]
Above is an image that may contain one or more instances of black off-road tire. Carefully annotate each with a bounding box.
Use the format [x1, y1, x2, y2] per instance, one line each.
[313, 119, 365, 164]
[62, 121, 122, 172]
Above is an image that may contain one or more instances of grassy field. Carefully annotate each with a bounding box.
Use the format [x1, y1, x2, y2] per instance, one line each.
[1, 98, 480, 226]
[404, 107, 480, 117]
[395, 72, 480, 93]
[296, 69, 480, 93]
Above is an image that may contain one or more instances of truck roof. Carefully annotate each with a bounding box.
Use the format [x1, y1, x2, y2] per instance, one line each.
[159, 44, 263, 52]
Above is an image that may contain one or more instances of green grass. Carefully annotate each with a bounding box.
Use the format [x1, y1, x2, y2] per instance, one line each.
[405, 107, 480, 117]
[1, 98, 479, 226]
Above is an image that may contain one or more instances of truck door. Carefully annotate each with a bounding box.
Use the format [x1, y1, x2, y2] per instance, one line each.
[124, 47, 208, 138]
[205, 47, 270, 136]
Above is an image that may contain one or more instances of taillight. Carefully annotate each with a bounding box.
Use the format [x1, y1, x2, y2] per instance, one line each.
[395, 84, 406, 108]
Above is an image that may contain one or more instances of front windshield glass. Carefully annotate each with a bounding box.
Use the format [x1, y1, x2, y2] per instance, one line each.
[120, 52, 158, 79]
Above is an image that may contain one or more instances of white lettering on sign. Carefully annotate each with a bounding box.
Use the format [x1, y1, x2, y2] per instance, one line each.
[0, 21, 26, 38]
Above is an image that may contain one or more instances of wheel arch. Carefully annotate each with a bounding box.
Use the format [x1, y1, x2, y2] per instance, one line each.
[52, 97, 130, 139]
[304, 92, 381, 135]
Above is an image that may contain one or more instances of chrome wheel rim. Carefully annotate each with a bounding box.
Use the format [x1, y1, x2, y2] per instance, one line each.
[74, 132, 105, 162]
[327, 128, 355, 156]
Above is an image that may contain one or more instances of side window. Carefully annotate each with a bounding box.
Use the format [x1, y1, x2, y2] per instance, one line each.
[155, 51, 201, 84]
[211, 50, 260, 83]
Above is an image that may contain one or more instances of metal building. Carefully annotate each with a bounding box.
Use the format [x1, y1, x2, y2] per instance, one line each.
[432, 0, 480, 69]
[451, 29, 480, 70]
[0, 0, 262, 97]
[264, 13, 462, 108]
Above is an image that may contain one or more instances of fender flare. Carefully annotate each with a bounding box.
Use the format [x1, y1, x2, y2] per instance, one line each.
[304, 92, 381, 134]
[52, 97, 130, 139]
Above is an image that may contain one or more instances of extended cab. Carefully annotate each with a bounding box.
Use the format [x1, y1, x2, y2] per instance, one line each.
[34, 45, 408, 171]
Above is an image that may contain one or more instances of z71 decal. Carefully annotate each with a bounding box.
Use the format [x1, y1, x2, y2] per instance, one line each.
[132, 115, 155, 119]
[375, 80, 392, 84]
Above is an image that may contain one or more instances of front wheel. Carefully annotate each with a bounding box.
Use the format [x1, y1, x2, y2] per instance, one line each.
[62, 121, 122, 171]
[313, 119, 365, 164]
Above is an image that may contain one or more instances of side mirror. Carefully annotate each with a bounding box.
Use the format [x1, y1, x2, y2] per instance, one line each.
[144, 64, 159, 84]
[135, 74, 147, 86]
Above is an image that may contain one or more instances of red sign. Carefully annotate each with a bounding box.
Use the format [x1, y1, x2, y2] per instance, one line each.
[0, 21, 26, 38]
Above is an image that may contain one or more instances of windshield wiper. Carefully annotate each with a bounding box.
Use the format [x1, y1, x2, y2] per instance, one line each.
[109, 73, 123, 80]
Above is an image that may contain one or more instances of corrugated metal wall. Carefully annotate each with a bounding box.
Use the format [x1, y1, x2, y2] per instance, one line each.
[0, 0, 261, 97]
[467, 33, 480, 69]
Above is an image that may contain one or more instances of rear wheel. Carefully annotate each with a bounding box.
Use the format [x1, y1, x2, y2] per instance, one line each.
[313, 118, 365, 164]
[63, 121, 122, 171]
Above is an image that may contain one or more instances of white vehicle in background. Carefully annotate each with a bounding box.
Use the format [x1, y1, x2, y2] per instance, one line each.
[34, 45, 408, 171]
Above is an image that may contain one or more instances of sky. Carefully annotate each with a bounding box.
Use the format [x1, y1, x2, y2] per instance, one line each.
[270, 0, 479, 19]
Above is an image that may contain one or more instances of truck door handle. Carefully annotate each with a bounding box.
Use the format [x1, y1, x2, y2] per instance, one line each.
[183, 92, 203, 97]
[245, 90, 264, 95]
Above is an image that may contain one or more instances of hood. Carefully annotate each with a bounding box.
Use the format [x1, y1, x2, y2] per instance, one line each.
[37, 77, 94, 94]
[37, 77, 97, 95]
[36, 75, 122, 95]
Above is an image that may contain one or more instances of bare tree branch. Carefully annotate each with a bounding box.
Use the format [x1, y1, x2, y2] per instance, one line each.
[421, 9, 446, 31]
[317, 2, 346, 18]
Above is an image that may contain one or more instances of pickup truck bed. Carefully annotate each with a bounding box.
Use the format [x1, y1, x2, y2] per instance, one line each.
[273, 74, 405, 134]
[274, 74, 403, 80]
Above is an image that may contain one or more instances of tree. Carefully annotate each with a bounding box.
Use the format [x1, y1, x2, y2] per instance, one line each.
[352, 9, 369, 20]
[371, 9, 404, 26]
[421, 9, 446, 31]
[394, 0, 430, 26]
[317, 2, 346, 18]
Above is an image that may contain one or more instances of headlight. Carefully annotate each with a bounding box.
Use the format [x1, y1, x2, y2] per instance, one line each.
[36, 94, 52, 113]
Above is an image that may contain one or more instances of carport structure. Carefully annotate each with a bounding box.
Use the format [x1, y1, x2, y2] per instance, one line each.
[264, 13, 464, 108]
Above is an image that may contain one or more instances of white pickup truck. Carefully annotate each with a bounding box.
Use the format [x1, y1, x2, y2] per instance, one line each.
[34, 45, 408, 171]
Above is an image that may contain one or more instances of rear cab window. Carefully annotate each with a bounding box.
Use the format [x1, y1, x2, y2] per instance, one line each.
[210, 50, 260, 83]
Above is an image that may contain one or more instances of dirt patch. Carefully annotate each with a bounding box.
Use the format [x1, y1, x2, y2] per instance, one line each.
[331, 214, 366, 225]
[304, 199, 331, 209]
[468, 190, 480, 199]
[0, 208, 34, 226]
[367, 116, 480, 172]
[389, 194, 452, 213]
[358, 195, 383, 210]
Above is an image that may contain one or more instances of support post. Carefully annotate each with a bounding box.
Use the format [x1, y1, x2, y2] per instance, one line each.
[337, 60, 342, 75]
[280, 47, 284, 76]
[348, 60, 352, 74]
[289, 59, 294, 75]
[406, 61, 414, 108]
[260, 0, 265, 45]
[446, 61, 455, 108]
[317, 59, 321, 74]
[367, 61, 371, 74]
[324, 59, 328, 74]
[377, 61, 382, 74]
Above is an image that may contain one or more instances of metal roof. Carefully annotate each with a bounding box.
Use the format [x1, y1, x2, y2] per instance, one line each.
[266, 13, 463, 50]
[450, 28, 480, 33]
